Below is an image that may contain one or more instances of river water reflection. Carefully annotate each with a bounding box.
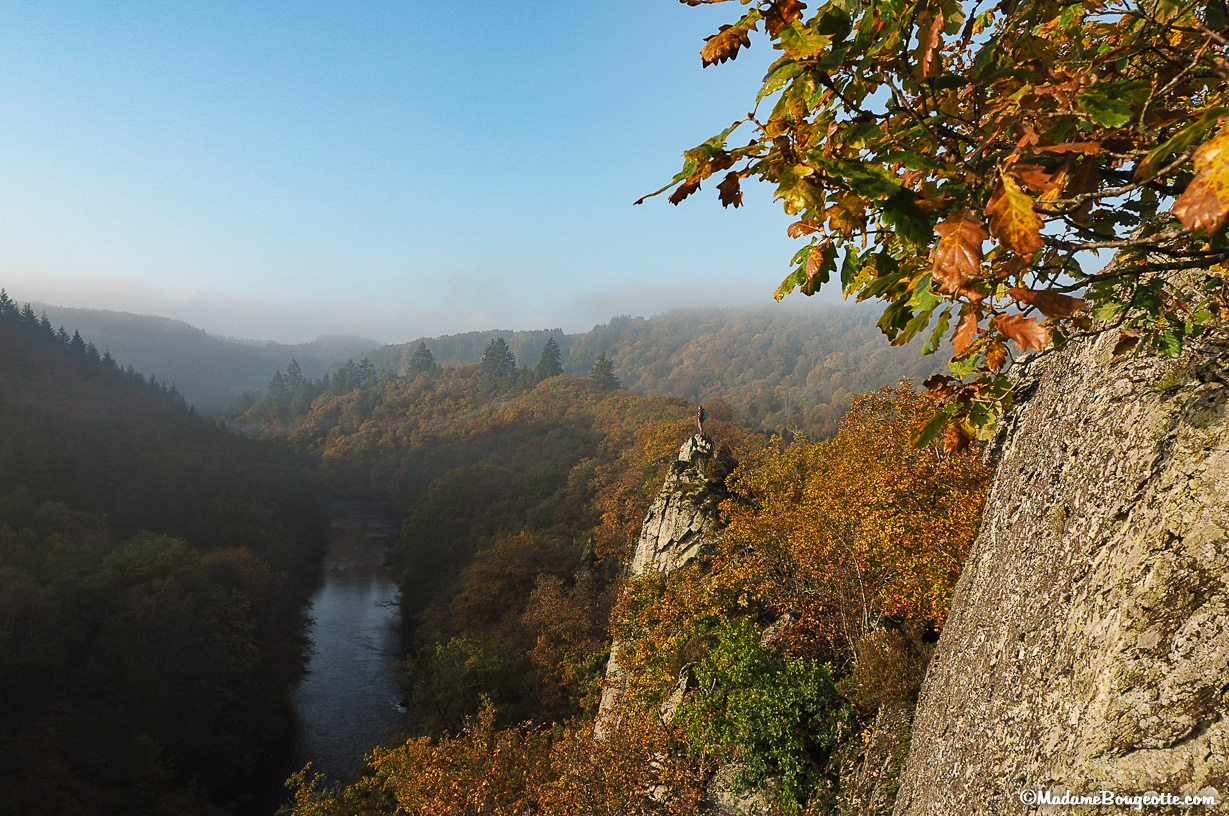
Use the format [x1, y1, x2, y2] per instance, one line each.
[288, 501, 405, 783]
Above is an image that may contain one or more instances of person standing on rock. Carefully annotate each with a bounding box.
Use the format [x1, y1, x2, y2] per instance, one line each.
[696, 404, 707, 435]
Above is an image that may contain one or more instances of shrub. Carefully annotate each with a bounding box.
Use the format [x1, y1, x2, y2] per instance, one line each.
[675, 618, 851, 812]
[842, 622, 934, 710]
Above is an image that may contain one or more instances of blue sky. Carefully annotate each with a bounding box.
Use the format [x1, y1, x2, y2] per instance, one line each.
[0, 1, 836, 343]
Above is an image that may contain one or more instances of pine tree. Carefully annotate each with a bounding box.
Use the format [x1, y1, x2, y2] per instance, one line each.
[332, 360, 359, 394]
[588, 352, 619, 391]
[407, 342, 440, 377]
[265, 370, 289, 415]
[480, 337, 517, 381]
[285, 359, 305, 390]
[534, 337, 563, 380]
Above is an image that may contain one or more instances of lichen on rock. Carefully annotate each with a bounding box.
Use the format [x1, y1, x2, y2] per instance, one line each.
[894, 326, 1229, 814]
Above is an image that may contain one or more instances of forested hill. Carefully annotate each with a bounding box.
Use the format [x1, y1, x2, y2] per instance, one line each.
[30, 302, 380, 415]
[0, 296, 329, 815]
[368, 303, 944, 437]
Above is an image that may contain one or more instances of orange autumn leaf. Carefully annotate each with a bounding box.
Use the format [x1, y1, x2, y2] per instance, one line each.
[788, 219, 823, 238]
[1007, 287, 1088, 318]
[763, 0, 807, 36]
[952, 311, 979, 356]
[993, 312, 1051, 351]
[701, 24, 752, 67]
[1173, 128, 1229, 234]
[918, 8, 945, 79]
[933, 210, 987, 294]
[986, 340, 1008, 371]
[985, 175, 1044, 257]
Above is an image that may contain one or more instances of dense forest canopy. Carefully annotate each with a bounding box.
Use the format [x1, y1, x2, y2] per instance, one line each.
[362, 304, 943, 438]
[654, 0, 1229, 447]
[0, 293, 328, 815]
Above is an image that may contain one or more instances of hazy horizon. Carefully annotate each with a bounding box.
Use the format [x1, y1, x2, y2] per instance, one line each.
[0, 2, 837, 345]
[21, 284, 847, 349]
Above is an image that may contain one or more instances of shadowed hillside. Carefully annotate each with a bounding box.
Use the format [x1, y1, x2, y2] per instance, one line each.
[31, 302, 380, 414]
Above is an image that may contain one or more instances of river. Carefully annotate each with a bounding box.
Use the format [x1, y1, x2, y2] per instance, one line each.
[286, 499, 406, 784]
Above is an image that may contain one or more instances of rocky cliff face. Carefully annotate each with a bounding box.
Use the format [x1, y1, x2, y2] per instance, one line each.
[595, 434, 732, 737]
[894, 327, 1229, 814]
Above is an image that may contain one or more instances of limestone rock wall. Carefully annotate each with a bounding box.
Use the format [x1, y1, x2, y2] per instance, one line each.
[894, 328, 1229, 814]
[595, 434, 731, 737]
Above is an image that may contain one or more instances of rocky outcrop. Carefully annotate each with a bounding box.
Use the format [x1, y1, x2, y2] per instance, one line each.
[824, 701, 914, 816]
[595, 434, 732, 737]
[629, 434, 731, 575]
[894, 327, 1229, 814]
[705, 763, 779, 816]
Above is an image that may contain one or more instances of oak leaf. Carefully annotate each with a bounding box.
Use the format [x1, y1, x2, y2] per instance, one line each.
[702, 150, 736, 176]
[669, 176, 701, 205]
[985, 340, 1008, 371]
[1007, 287, 1088, 317]
[763, 0, 806, 36]
[1173, 128, 1229, 234]
[993, 313, 1051, 351]
[933, 210, 987, 294]
[702, 24, 752, 67]
[1064, 157, 1100, 221]
[717, 172, 743, 208]
[943, 421, 971, 453]
[826, 193, 867, 234]
[985, 175, 1044, 256]
[1112, 330, 1141, 356]
[1009, 164, 1063, 196]
[952, 311, 979, 356]
[1031, 142, 1103, 155]
[787, 220, 823, 238]
[917, 9, 944, 79]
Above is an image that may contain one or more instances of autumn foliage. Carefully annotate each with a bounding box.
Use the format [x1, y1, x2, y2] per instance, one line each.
[245, 261, 995, 813]
[284, 380, 989, 814]
[714, 384, 991, 652]
[656, 0, 1229, 442]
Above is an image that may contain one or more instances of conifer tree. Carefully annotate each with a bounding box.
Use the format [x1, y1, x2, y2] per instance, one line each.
[331, 359, 359, 394]
[480, 337, 517, 381]
[534, 337, 564, 380]
[265, 370, 289, 415]
[407, 342, 441, 377]
[588, 352, 619, 391]
[285, 359, 305, 390]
